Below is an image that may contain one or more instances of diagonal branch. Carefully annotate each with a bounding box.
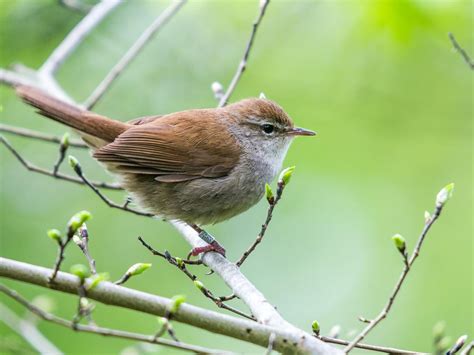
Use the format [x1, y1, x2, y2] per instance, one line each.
[448, 32, 474, 70]
[0, 257, 341, 354]
[84, 0, 187, 109]
[218, 0, 271, 107]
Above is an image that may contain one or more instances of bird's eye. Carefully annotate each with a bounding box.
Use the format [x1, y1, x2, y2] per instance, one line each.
[261, 124, 275, 134]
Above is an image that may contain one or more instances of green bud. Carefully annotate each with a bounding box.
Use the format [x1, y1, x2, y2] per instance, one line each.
[70, 264, 90, 280]
[60, 132, 70, 150]
[194, 280, 204, 291]
[175, 257, 184, 268]
[67, 210, 92, 234]
[392, 234, 406, 253]
[126, 263, 152, 276]
[438, 336, 452, 351]
[87, 272, 109, 291]
[433, 321, 446, 339]
[169, 295, 186, 315]
[68, 155, 79, 169]
[312, 320, 320, 335]
[436, 183, 454, 207]
[265, 183, 274, 204]
[448, 335, 467, 355]
[47, 229, 61, 242]
[278, 166, 295, 185]
[424, 211, 431, 223]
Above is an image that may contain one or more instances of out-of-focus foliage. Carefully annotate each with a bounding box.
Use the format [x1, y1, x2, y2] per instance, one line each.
[0, 0, 472, 354]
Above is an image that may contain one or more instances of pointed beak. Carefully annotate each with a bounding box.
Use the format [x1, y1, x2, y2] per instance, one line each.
[287, 127, 316, 137]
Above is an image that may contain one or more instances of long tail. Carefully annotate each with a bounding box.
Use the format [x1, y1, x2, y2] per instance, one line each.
[16, 85, 129, 144]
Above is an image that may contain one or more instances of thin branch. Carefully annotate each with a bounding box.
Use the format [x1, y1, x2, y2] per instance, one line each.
[460, 341, 473, 355]
[218, 0, 271, 107]
[70, 159, 154, 217]
[84, 0, 187, 109]
[0, 258, 341, 354]
[0, 135, 120, 189]
[236, 180, 285, 267]
[59, 0, 92, 13]
[448, 32, 474, 70]
[75, 224, 97, 274]
[0, 302, 63, 355]
[0, 68, 37, 87]
[0, 123, 87, 148]
[319, 335, 425, 354]
[138, 237, 256, 321]
[0, 284, 231, 354]
[344, 197, 448, 352]
[39, 0, 121, 77]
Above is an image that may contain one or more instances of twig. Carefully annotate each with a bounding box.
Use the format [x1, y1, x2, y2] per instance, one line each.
[0, 302, 63, 355]
[236, 180, 285, 267]
[59, 0, 92, 13]
[69, 159, 154, 217]
[319, 335, 424, 354]
[52, 134, 69, 175]
[39, 0, 121, 77]
[0, 135, 121, 190]
[0, 258, 341, 354]
[0, 284, 231, 354]
[74, 224, 97, 274]
[460, 341, 473, 355]
[138, 237, 256, 321]
[448, 33, 474, 70]
[265, 332, 276, 355]
[0, 123, 87, 148]
[84, 0, 187, 109]
[218, 0, 271, 107]
[344, 193, 449, 352]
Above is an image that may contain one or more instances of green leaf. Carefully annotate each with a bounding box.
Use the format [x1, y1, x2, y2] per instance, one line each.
[47, 229, 61, 242]
[70, 264, 90, 280]
[278, 166, 295, 185]
[60, 132, 70, 150]
[67, 210, 92, 234]
[68, 155, 79, 169]
[391, 234, 406, 253]
[312, 320, 320, 335]
[193, 280, 204, 291]
[126, 263, 152, 276]
[265, 183, 274, 203]
[88, 272, 109, 291]
[169, 295, 186, 315]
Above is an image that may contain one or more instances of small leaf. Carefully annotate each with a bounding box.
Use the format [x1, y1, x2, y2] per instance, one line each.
[312, 320, 320, 335]
[436, 183, 454, 207]
[265, 183, 274, 204]
[278, 166, 295, 185]
[88, 272, 109, 291]
[67, 210, 92, 234]
[169, 295, 186, 315]
[70, 264, 90, 280]
[60, 132, 70, 151]
[68, 155, 79, 169]
[47, 229, 61, 242]
[126, 263, 152, 276]
[392, 234, 406, 253]
[175, 257, 183, 268]
[194, 280, 204, 291]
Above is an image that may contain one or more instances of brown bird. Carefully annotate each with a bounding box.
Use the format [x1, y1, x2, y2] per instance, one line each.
[16, 86, 315, 256]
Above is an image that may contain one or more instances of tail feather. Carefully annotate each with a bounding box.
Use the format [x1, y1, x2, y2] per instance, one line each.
[16, 85, 129, 144]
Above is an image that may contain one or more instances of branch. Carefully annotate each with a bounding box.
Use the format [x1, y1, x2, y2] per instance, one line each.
[0, 302, 63, 354]
[0, 135, 121, 190]
[319, 336, 425, 355]
[344, 185, 453, 352]
[84, 0, 187, 109]
[0, 123, 87, 148]
[0, 284, 231, 354]
[39, 0, 121, 77]
[218, 0, 270, 107]
[448, 32, 474, 70]
[0, 257, 341, 354]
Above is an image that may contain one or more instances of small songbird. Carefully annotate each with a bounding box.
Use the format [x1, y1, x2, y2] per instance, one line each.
[16, 86, 315, 256]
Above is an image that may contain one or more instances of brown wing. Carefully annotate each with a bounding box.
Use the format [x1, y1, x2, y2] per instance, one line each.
[93, 109, 240, 183]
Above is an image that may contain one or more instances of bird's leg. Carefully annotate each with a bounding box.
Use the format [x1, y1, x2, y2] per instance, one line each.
[188, 224, 226, 258]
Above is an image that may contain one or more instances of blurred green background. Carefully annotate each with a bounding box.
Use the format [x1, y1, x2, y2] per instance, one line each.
[0, 0, 472, 354]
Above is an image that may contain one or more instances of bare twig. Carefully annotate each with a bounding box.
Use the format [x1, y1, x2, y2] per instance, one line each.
[74, 224, 97, 274]
[0, 284, 231, 354]
[138, 237, 256, 321]
[0, 135, 120, 190]
[344, 190, 450, 352]
[460, 341, 473, 355]
[319, 335, 424, 354]
[448, 33, 474, 70]
[69, 158, 154, 217]
[84, 0, 187, 109]
[0, 302, 63, 354]
[0, 258, 341, 354]
[218, 0, 271, 107]
[236, 180, 285, 267]
[39, 0, 121, 77]
[0, 123, 87, 148]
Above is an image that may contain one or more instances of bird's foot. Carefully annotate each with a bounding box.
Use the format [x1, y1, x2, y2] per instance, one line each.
[188, 240, 226, 258]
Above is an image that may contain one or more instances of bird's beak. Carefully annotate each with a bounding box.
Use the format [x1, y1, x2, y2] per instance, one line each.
[287, 127, 316, 136]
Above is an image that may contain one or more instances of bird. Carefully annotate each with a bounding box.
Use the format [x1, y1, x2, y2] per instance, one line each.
[16, 85, 315, 256]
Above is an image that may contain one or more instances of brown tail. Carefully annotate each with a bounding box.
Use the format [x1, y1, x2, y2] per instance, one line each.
[16, 85, 129, 143]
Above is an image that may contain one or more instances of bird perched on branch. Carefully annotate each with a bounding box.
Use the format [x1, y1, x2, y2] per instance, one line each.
[16, 85, 315, 256]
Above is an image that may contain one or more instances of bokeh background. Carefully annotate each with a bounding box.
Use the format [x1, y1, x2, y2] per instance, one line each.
[0, 0, 472, 354]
